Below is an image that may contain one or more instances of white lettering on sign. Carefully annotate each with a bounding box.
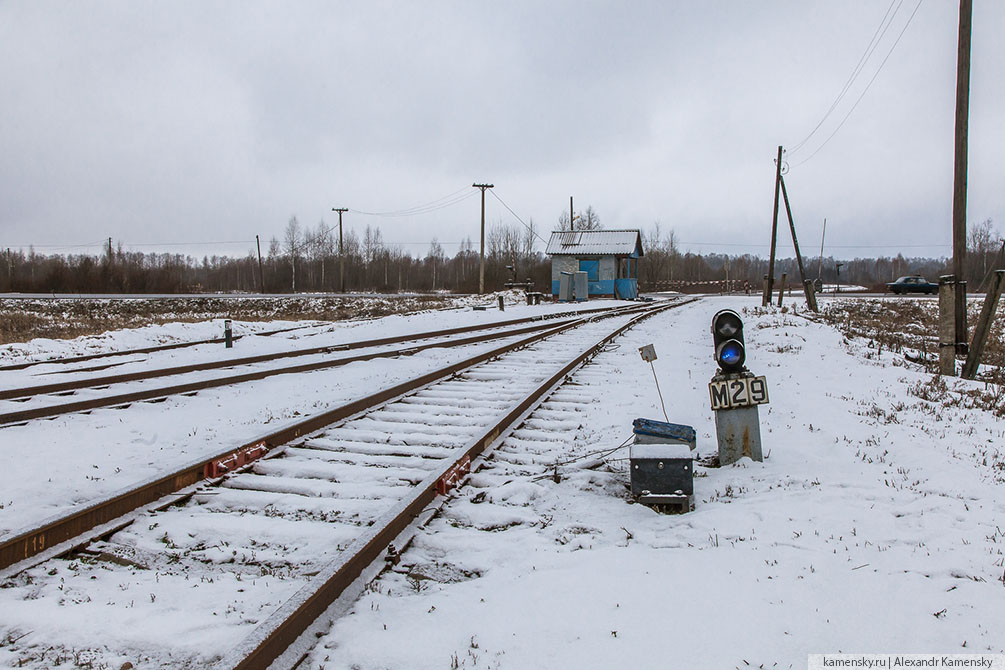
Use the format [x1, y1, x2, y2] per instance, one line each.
[709, 376, 769, 410]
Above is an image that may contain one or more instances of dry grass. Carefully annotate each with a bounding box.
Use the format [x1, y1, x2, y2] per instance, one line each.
[0, 295, 456, 345]
[820, 297, 1005, 416]
[820, 298, 1005, 371]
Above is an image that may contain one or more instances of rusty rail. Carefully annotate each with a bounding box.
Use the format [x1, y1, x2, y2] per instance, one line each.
[0, 305, 627, 401]
[219, 299, 692, 669]
[0, 322, 318, 372]
[0, 301, 678, 573]
[0, 306, 643, 425]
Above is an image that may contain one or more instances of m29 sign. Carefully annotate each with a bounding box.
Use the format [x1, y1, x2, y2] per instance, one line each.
[709, 376, 769, 411]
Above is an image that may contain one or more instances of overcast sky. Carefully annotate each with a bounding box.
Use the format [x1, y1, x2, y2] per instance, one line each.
[1, 1, 1002, 260]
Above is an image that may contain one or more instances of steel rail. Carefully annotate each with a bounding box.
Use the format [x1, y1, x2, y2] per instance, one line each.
[219, 298, 691, 670]
[0, 304, 630, 401]
[0, 322, 319, 372]
[0, 306, 646, 425]
[0, 301, 676, 573]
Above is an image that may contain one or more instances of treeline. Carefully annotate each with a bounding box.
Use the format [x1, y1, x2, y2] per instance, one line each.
[2, 219, 1000, 295]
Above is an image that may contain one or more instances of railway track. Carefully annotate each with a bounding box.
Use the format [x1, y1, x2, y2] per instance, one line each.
[0, 322, 322, 373]
[0, 304, 634, 426]
[0, 298, 693, 669]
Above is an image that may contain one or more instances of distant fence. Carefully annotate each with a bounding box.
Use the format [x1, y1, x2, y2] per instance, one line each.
[641, 280, 753, 294]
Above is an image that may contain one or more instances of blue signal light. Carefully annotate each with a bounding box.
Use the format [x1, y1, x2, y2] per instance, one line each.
[719, 341, 743, 366]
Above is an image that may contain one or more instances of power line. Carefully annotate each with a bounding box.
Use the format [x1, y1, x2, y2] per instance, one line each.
[793, 0, 926, 168]
[123, 240, 255, 247]
[350, 187, 477, 217]
[488, 190, 548, 244]
[788, 0, 902, 156]
[680, 241, 949, 249]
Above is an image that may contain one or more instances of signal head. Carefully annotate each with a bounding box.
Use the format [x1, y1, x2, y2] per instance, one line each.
[711, 309, 746, 373]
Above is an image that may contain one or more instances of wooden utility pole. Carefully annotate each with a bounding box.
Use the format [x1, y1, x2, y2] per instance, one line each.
[331, 208, 349, 293]
[779, 175, 818, 311]
[570, 196, 574, 231]
[763, 145, 783, 306]
[255, 235, 265, 293]
[951, 0, 973, 353]
[473, 184, 494, 294]
[817, 218, 827, 283]
[962, 270, 1005, 379]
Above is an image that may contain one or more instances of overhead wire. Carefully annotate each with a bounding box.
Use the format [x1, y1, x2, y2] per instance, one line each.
[792, 0, 926, 168]
[350, 186, 477, 217]
[788, 0, 902, 156]
[488, 190, 548, 245]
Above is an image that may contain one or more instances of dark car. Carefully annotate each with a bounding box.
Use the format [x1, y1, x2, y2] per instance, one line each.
[886, 276, 938, 295]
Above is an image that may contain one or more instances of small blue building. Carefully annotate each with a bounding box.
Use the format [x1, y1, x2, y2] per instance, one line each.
[546, 229, 644, 299]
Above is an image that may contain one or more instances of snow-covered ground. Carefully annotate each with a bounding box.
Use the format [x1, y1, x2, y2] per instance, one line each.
[0, 297, 630, 537]
[308, 296, 1005, 668]
[1, 295, 1003, 668]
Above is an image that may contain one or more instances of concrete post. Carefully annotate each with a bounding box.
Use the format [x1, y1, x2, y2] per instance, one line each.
[938, 276, 956, 376]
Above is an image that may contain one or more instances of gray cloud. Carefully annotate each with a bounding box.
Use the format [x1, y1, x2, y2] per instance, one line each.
[1, 1, 1002, 259]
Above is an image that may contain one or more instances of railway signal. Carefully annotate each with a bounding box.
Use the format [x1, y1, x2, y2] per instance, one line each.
[708, 309, 767, 465]
[711, 309, 745, 373]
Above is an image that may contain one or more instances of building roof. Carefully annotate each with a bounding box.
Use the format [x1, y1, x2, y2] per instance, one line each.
[545, 229, 644, 257]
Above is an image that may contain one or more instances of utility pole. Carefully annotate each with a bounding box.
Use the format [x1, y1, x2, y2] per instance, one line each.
[255, 235, 265, 294]
[763, 146, 783, 306]
[108, 237, 113, 264]
[570, 196, 574, 231]
[332, 207, 349, 293]
[779, 175, 818, 311]
[951, 0, 973, 354]
[817, 218, 827, 284]
[473, 184, 493, 294]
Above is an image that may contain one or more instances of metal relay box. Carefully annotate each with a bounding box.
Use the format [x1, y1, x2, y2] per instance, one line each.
[630, 418, 695, 508]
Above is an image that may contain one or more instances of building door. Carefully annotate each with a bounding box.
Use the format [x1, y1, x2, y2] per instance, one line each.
[578, 259, 599, 281]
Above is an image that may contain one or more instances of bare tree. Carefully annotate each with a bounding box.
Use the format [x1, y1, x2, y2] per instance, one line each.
[283, 216, 301, 292]
[580, 206, 601, 230]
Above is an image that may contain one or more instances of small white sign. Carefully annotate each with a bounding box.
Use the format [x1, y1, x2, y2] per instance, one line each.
[638, 344, 657, 362]
[709, 375, 769, 410]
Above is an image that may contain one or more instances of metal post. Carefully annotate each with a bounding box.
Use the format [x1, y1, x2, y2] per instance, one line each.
[224, 319, 233, 349]
[962, 270, 1005, 379]
[939, 275, 957, 376]
[497, 295, 504, 311]
[952, 0, 973, 354]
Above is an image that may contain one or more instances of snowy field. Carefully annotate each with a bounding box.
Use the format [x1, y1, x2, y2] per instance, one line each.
[310, 296, 1004, 669]
[1, 295, 1003, 668]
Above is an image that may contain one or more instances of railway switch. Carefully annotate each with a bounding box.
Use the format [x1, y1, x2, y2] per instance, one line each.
[630, 418, 695, 512]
